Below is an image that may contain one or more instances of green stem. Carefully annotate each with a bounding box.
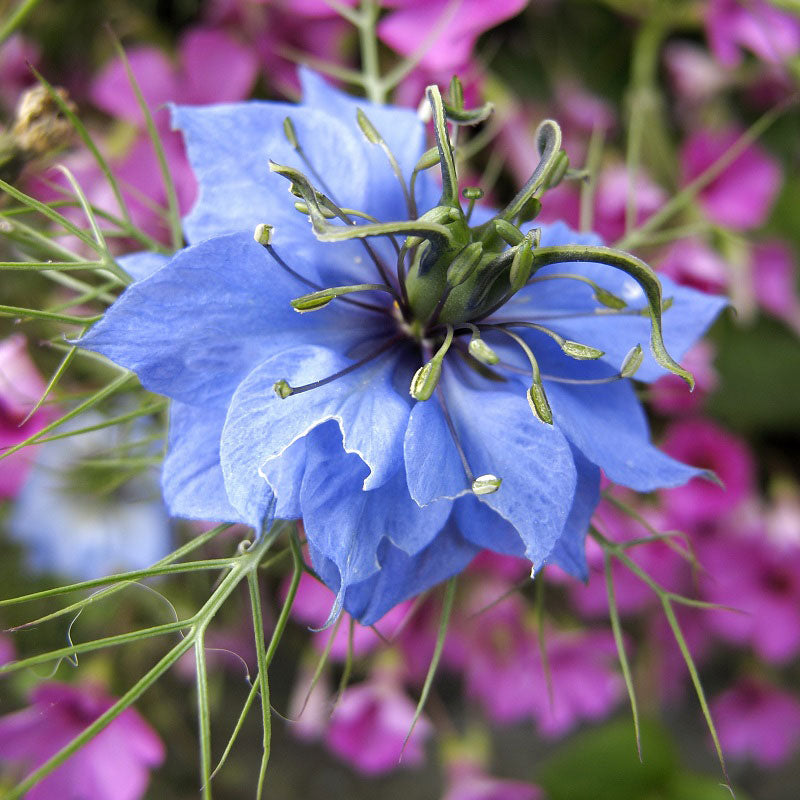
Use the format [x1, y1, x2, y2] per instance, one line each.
[0, 0, 43, 45]
[358, 0, 384, 104]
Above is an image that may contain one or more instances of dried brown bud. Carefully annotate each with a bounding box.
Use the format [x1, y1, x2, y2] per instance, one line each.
[11, 85, 75, 157]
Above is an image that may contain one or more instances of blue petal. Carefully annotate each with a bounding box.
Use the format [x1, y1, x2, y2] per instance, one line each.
[544, 376, 702, 491]
[505, 221, 727, 380]
[220, 343, 411, 528]
[117, 251, 169, 282]
[174, 83, 425, 244]
[547, 447, 600, 579]
[453, 446, 599, 580]
[161, 401, 241, 523]
[299, 423, 452, 624]
[406, 364, 577, 568]
[80, 232, 382, 407]
[298, 68, 434, 211]
[309, 515, 480, 626]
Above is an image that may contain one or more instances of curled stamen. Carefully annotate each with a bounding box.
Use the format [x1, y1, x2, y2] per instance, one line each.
[274, 336, 402, 398]
[454, 323, 500, 365]
[462, 186, 484, 223]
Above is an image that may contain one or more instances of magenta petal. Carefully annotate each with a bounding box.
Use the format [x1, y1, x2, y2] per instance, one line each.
[177, 28, 258, 105]
[90, 47, 179, 125]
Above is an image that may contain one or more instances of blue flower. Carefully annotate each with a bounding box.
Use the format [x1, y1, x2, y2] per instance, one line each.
[9, 414, 172, 580]
[80, 70, 725, 623]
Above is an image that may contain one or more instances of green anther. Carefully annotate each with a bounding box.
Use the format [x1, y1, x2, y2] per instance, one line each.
[447, 242, 483, 287]
[282, 117, 299, 149]
[462, 187, 484, 201]
[594, 287, 628, 309]
[472, 474, 502, 495]
[253, 223, 273, 246]
[518, 196, 542, 224]
[273, 379, 293, 399]
[409, 359, 442, 401]
[468, 336, 500, 365]
[527, 382, 553, 425]
[291, 292, 335, 312]
[356, 108, 382, 144]
[561, 340, 605, 360]
[620, 344, 644, 378]
[509, 241, 534, 292]
[493, 219, 525, 246]
[414, 147, 441, 172]
[291, 282, 391, 312]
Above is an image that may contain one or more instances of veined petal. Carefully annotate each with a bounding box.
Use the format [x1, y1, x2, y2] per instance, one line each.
[453, 445, 600, 580]
[161, 402, 241, 523]
[300, 423, 452, 623]
[309, 515, 479, 627]
[423, 365, 578, 568]
[544, 377, 703, 491]
[80, 232, 381, 406]
[221, 344, 411, 523]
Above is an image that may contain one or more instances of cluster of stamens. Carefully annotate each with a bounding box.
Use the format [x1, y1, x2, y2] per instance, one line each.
[255, 78, 692, 496]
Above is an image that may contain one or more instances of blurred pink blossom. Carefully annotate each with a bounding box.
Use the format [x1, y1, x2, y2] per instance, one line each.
[712, 679, 800, 766]
[529, 629, 623, 737]
[0, 335, 54, 499]
[443, 761, 543, 800]
[286, 661, 333, 742]
[0, 634, 14, 666]
[0, 35, 39, 110]
[701, 535, 800, 663]
[325, 674, 432, 774]
[706, 0, 800, 68]
[378, 0, 528, 106]
[751, 240, 800, 333]
[537, 165, 665, 244]
[681, 127, 781, 230]
[650, 341, 719, 415]
[663, 41, 728, 106]
[287, 571, 410, 660]
[658, 238, 729, 295]
[659, 419, 755, 527]
[0, 683, 164, 800]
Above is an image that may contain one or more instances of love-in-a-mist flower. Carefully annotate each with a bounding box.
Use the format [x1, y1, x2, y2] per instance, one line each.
[80, 70, 724, 624]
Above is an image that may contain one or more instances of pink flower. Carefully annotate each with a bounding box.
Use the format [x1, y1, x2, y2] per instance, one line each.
[0, 35, 40, 110]
[700, 536, 800, 663]
[681, 127, 781, 230]
[325, 675, 432, 774]
[659, 419, 754, 527]
[657, 238, 729, 295]
[0, 335, 53, 500]
[460, 588, 541, 724]
[378, 0, 528, 76]
[569, 500, 687, 618]
[443, 762, 543, 800]
[537, 165, 666, 244]
[650, 341, 719, 415]
[751, 239, 800, 333]
[288, 571, 409, 660]
[712, 679, 800, 766]
[663, 41, 728, 106]
[529, 629, 623, 737]
[706, 0, 800, 68]
[50, 26, 259, 243]
[0, 634, 15, 666]
[0, 683, 164, 800]
[286, 661, 333, 742]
